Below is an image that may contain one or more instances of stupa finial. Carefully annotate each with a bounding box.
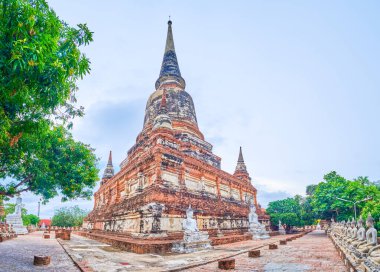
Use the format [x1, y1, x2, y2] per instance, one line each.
[102, 150, 114, 180]
[155, 20, 186, 90]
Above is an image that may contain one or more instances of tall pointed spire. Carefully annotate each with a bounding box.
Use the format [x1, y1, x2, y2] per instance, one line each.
[238, 146, 244, 163]
[234, 146, 249, 178]
[107, 150, 113, 165]
[102, 151, 114, 180]
[155, 20, 186, 90]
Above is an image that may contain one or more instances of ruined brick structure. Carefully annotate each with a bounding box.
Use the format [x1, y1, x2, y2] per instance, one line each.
[84, 20, 268, 242]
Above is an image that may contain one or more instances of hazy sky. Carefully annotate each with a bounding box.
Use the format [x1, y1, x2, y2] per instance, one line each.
[11, 1, 380, 218]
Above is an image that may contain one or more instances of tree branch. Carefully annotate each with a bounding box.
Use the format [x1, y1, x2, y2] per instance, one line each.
[14, 175, 33, 189]
[14, 187, 31, 194]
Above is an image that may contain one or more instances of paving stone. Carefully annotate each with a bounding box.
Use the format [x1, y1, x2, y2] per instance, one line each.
[0, 231, 79, 272]
[186, 230, 346, 272]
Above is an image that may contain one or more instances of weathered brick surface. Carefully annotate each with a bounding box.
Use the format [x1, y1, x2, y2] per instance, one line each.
[248, 250, 260, 257]
[83, 20, 270, 243]
[187, 231, 346, 272]
[33, 255, 51, 266]
[269, 243, 278, 249]
[218, 258, 235, 270]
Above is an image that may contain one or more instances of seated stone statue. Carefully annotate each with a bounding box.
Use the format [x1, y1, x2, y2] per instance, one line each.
[248, 202, 269, 239]
[359, 215, 380, 271]
[351, 216, 366, 247]
[343, 220, 351, 237]
[334, 221, 346, 245]
[182, 205, 198, 232]
[172, 205, 212, 253]
[355, 213, 378, 256]
[346, 218, 357, 244]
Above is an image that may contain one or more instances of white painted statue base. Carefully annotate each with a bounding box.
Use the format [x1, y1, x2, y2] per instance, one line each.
[249, 223, 270, 240]
[6, 214, 28, 235]
[171, 231, 213, 253]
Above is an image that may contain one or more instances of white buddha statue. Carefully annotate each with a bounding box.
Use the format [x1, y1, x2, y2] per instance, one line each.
[356, 213, 378, 255]
[278, 220, 286, 235]
[346, 218, 357, 243]
[359, 216, 380, 271]
[182, 205, 198, 232]
[351, 216, 366, 247]
[343, 220, 350, 237]
[248, 203, 259, 225]
[248, 202, 269, 239]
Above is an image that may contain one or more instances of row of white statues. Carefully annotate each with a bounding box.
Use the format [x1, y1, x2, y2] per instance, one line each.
[330, 214, 379, 271]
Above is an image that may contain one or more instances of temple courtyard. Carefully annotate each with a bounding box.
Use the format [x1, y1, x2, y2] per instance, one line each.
[0, 230, 346, 271]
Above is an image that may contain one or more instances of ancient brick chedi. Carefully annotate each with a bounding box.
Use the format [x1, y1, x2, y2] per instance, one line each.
[84, 21, 266, 237]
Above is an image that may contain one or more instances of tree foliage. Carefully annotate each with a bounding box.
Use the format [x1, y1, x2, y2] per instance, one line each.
[51, 205, 88, 227]
[310, 171, 379, 221]
[22, 213, 39, 225]
[0, 0, 99, 201]
[267, 171, 380, 231]
[266, 196, 315, 229]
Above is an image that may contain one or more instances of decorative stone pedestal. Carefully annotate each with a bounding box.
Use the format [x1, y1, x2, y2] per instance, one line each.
[6, 214, 28, 235]
[5, 196, 28, 235]
[171, 231, 212, 253]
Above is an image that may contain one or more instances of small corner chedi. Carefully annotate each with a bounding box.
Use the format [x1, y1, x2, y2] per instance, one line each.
[82, 20, 270, 254]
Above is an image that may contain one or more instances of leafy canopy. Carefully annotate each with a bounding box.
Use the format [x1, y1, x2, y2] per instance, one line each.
[310, 171, 379, 221]
[267, 171, 380, 231]
[266, 195, 315, 228]
[51, 205, 88, 227]
[0, 0, 99, 201]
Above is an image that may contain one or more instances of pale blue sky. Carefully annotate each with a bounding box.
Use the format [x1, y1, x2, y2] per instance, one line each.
[11, 1, 380, 218]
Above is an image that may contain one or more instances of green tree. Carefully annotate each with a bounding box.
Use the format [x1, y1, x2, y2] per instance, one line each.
[22, 213, 39, 226]
[267, 195, 318, 230]
[0, 0, 99, 201]
[310, 171, 379, 221]
[51, 205, 88, 227]
[306, 184, 317, 196]
[267, 197, 303, 230]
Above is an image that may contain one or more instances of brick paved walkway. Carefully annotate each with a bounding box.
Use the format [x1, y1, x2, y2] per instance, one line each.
[0, 231, 79, 272]
[0, 231, 344, 271]
[187, 230, 346, 272]
[57, 232, 331, 271]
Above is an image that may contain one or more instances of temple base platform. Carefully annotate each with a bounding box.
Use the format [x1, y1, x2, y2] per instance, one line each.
[75, 229, 255, 254]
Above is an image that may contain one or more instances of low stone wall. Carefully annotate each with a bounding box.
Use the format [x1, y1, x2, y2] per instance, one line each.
[76, 231, 174, 254]
[76, 229, 262, 254]
[211, 233, 252, 246]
